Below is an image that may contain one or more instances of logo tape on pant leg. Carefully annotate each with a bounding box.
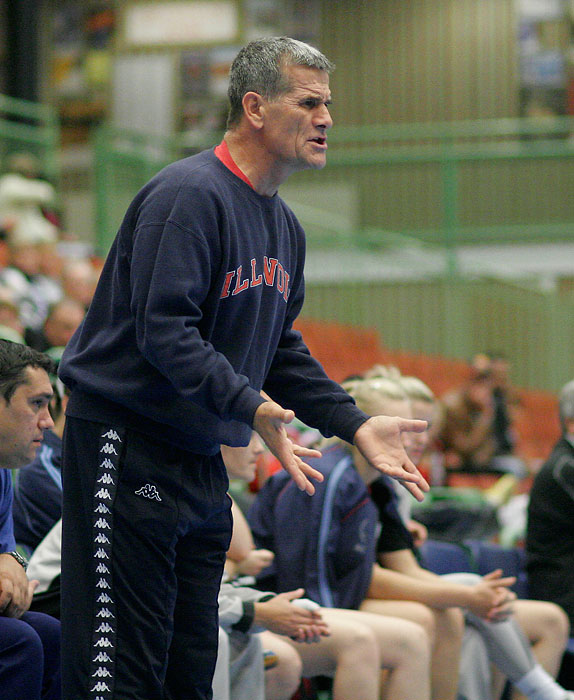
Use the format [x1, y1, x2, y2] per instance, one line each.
[89, 427, 124, 700]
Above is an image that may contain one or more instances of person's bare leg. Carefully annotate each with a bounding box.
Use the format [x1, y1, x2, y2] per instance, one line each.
[322, 608, 431, 700]
[258, 631, 303, 700]
[509, 600, 570, 700]
[361, 597, 463, 700]
[285, 612, 380, 700]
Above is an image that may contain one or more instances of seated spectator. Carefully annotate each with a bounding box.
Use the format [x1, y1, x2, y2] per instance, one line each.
[13, 375, 67, 554]
[249, 373, 573, 700]
[0, 235, 62, 334]
[488, 352, 522, 460]
[439, 356, 526, 478]
[527, 378, 574, 631]
[0, 288, 24, 344]
[223, 434, 432, 700]
[0, 339, 61, 698]
[0, 153, 59, 253]
[373, 371, 572, 700]
[25, 297, 85, 353]
[60, 258, 99, 310]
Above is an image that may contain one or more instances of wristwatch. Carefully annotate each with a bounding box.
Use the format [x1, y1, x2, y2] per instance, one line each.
[4, 550, 28, 571]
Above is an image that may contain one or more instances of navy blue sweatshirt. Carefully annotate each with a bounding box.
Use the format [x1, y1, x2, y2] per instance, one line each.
[59, 148, 368, 454]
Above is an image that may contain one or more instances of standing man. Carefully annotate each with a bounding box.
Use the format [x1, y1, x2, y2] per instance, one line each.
[0, 339, 61, 699]
[59, 36, 429, 700]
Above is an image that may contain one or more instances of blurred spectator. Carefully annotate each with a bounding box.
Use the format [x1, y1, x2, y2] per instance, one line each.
[60, 258, 99, 310]
[0, 287, 24, 343]
[0, 237, 61, 331]
[487, 352, 523, 463]
[439, 357, 526, 478]
[526, 378, 574, 629]
[0, 152, 59, 251]
[25, 298, 85, 353]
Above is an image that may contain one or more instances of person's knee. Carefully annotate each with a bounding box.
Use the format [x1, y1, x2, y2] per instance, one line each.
[410, 603, 437, 643]
[436, 606, 465, 645]
[537, 602, 570, 646]
[266, 643, 302, 700]
[398, 620, 432, 663]
[352, 623, 379, 665]
[0, 618, 44, 666]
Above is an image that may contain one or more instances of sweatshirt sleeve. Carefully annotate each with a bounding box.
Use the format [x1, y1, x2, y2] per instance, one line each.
[218, 583, 275, 634]
[129, 211, 265, 427]
[263, 267, 369, 444]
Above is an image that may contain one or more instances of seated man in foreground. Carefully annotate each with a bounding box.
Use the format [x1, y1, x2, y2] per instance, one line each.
[0, 339, 61, 699]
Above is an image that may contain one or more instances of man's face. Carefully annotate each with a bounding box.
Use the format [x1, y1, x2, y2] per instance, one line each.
[261, 64, 333, 179]
[44, 302, 85, 348]
[0, 366, 54, 469]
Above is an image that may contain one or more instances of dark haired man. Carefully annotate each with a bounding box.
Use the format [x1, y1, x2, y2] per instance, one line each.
[59, 36, 428, 699]
[0, 339, 60, 699]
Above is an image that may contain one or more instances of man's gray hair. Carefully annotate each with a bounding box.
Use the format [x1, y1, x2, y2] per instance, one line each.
[227, 36, 334, 128]
[559, 379, 574, 433]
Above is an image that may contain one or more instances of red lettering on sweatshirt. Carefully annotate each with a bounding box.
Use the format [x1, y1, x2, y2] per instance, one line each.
[220, 257, 290, 302]
[232, 265, 250, 295]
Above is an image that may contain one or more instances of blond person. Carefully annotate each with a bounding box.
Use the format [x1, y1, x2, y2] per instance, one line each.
[361, 373, 572, 700]
[224, 434, 431, 700]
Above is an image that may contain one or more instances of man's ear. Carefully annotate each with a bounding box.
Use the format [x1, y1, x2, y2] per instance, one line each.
[241, 91, 265, 130]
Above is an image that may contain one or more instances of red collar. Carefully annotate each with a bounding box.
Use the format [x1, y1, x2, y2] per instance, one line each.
[214, 140, 254, 189]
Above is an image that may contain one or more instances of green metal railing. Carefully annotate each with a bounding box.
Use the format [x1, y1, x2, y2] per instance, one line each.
[94, 117, 574, 268]
[290, 115, 574, 275]
[0, 94, 60, 183]
[91, 119, 574, 392]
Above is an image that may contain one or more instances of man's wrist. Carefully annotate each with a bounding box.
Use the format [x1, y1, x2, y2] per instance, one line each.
[3, 551, 28, 571]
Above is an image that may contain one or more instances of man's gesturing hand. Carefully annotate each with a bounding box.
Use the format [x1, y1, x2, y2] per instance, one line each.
[353, 415, 430, 501]
[254, 400, 322, 495]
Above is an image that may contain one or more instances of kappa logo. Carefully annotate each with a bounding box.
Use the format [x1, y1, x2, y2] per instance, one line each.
[94, 637, 113, 648]
[96, 578, 111, 589]
[135, 484, 162, 501]
[101, 429, 122, 442]
[100, 443, 118, 455]
[98, 473, 114, 485]
[92, 667, 113, 678]
[97, 592, 113, 604]
[91, 681, 111, 692]
[94, 533, 111, 545]
[96, 563, 110, 575]
[94, 517, 111, 530]
[96, 622, 114, 633]
[95, 548, 109, 560]
[93, 651, 112, 663]
[94, 503, 111, 514]
[94, 488, 112, 500]
[96, 608, 115, 619]
[99, 458, 116, 470]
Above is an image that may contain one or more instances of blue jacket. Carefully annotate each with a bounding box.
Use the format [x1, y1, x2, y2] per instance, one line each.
[13, 429, 62, 553]
[248, 446, 378, 610]
[0, 470, 16, 553]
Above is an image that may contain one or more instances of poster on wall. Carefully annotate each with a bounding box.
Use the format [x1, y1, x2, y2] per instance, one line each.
[51, 3, 115, 140]
[517, 0, 570, 122]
